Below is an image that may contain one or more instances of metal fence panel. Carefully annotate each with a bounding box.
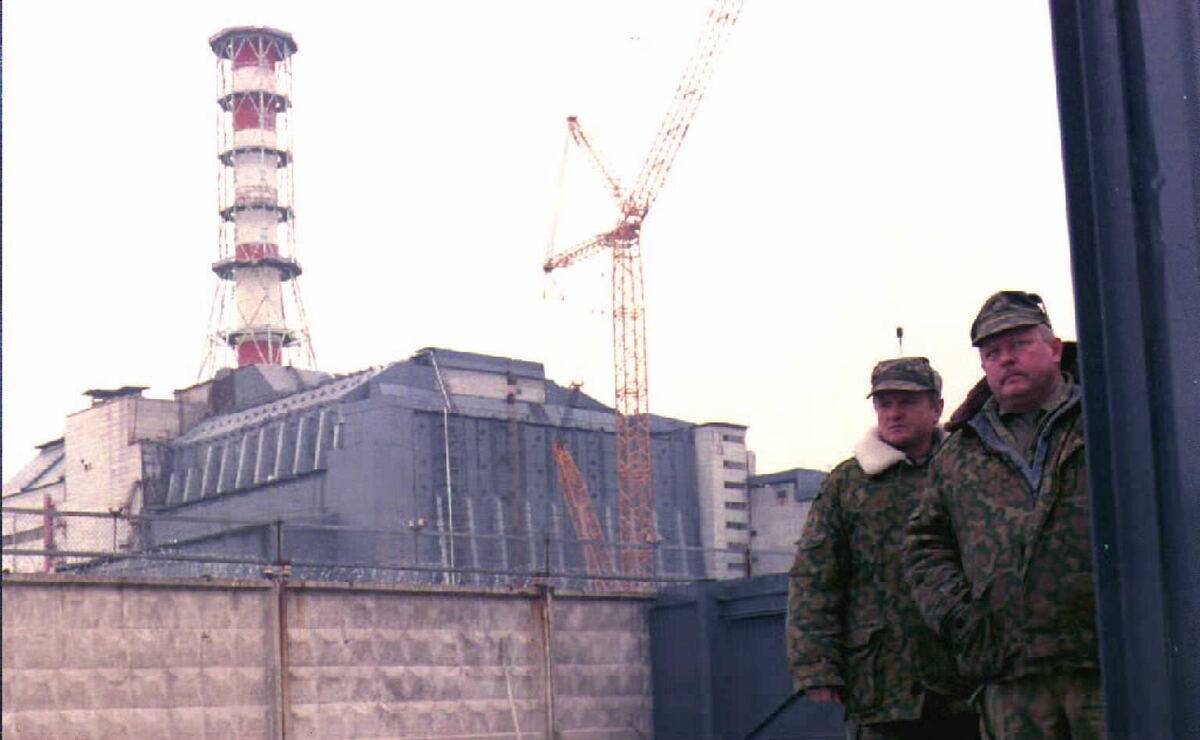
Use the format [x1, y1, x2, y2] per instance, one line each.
[651, 574, 844, 740]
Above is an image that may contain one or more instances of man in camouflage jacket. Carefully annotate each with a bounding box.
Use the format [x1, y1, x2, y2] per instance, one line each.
[904, 291, 1105, 739]
[788, 358, 978, 739]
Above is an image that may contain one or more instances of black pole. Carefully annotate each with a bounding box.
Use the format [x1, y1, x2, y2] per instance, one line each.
[740, 691, 802, 740]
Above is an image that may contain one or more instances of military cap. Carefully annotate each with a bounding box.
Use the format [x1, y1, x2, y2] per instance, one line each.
[970, 290, 1052, 346]
[868, 357, 943, 398]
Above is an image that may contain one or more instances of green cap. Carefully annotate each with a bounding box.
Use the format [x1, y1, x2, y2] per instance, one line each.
[868, 357, 943, 398]
[970, 291, 1052, 346]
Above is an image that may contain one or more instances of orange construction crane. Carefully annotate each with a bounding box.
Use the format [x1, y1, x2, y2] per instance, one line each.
[543, 0, 743, 582]
[551, 439, 616, 591]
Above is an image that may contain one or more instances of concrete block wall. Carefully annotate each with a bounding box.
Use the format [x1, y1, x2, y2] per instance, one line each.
[552, 597, 653, 739]
[285, 586, 548, 738]
[1, 576, 277, 739]
[2, 575, 654, 739]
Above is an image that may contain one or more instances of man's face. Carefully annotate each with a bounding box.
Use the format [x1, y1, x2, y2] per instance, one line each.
[978, 324, 1063, 411]
[872, 391, 943, 454]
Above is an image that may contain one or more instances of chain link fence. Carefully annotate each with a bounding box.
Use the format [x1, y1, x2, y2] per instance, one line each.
[2, 506, 799, 591]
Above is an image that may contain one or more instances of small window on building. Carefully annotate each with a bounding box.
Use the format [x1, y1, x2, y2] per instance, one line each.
[725, 521, 748, 530]
[721, 434, 745, 444]
[776, 488, 788, 504]
[727, 562, 746, 570]
[723, 460, 747, 470]
[724, 501, 748, 511]
[724, 481, 747, 490]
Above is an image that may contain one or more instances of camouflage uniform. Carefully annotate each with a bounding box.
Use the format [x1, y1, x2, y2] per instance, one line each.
[787, 358, 977, 738]
[903, 292, 1105, 739]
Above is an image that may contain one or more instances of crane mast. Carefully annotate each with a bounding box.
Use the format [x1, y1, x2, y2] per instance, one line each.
[545, 0, 743, 584]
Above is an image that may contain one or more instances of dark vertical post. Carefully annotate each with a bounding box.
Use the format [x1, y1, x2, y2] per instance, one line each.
[1047, 1, 1200, 737]
[535, 583, 557, 737]
[277, 568, 290, 739]
[265, 563, 291, 740]
[41, 494, 56, 573]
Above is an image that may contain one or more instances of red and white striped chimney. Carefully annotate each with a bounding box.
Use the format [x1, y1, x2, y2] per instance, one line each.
[205, 27, 313, 371]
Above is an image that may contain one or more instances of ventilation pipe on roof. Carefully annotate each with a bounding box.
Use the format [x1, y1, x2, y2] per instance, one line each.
[425, 350, 456, 583]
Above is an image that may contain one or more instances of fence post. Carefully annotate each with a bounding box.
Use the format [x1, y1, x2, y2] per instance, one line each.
[264, 559, 292, 740]
[535, 582, 557, 739]
[407, 517, 426, 584]
[274, 519, 285, 567]
[41, 494, 55, 573]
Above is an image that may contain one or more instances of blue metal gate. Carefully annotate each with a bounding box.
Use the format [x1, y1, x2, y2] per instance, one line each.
[650, 574, 845, 739]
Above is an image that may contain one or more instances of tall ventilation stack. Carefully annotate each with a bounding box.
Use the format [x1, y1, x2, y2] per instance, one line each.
[201, 27, 315, 375]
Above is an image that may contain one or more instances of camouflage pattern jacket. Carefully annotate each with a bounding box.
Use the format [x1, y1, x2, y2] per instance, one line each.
[903, 382, 1097, 683]
[787, 428, 971, 725]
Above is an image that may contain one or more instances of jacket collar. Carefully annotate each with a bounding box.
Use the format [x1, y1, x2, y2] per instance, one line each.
[854, 427, 943, 476]
[966, 383, 1083, 493]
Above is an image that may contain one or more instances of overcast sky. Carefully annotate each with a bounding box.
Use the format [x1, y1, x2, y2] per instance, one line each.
[2, 1, 1076, 477]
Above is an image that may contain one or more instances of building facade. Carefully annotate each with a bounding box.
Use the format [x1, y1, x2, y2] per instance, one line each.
[746, 467, 826, 575]
[692, 423, 756, 578]
[2, 388, 175, 572]
[5, 349, 767, 585]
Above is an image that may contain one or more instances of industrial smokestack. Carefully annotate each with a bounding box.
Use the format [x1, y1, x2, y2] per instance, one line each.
[202, 26, 314, 373]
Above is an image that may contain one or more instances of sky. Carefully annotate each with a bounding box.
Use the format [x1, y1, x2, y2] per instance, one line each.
[1, 1, 1076, 476]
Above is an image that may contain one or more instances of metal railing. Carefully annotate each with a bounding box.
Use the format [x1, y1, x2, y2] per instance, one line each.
[1, 506, 800, 591]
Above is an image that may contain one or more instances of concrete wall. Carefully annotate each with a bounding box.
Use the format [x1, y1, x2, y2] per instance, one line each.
[748, 485, 811, 575]
[2, 574, 653, 739]
[64, 397, 179, 514]
[746, 470, 826, 576]
[442, 367, 547, 405]
[1, 576, 277, 738]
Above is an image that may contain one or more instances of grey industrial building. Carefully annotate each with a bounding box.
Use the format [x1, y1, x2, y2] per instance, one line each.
[5, 348, 767, 584]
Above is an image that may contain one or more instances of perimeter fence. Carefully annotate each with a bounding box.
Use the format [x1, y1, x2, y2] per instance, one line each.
[1, 505, 799, 591]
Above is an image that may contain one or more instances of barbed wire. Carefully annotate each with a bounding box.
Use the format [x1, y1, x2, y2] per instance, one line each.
[1, 506, 796, 590]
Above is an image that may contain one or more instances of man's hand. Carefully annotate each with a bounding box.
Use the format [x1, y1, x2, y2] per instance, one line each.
[806, 687, 843, 704]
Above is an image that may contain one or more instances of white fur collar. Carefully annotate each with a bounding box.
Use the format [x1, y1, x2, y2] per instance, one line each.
[853, 427, 907, 475]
